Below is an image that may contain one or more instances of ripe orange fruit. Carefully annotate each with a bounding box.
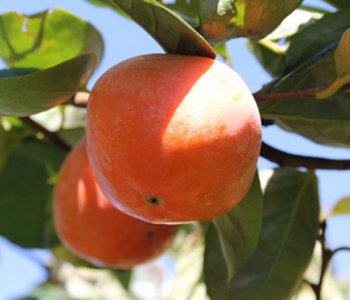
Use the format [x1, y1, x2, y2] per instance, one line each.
[86, 54, 261, 224]
[53, 139, 177, 269]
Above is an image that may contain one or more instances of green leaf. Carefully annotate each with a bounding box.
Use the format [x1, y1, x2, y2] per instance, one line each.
[19, 284, 71, 300]
[285, 9, 350, 73]
[0, 8, 103, 69]
[204, 224, 232, 299]
[166, 0, 201, 23]
[0, 68, 37, 78]
[85, 0, 134, 20]
[0, 118, 24, 171]
[259, 53, 350, 147]
[205, 169, 320, 300]
[247, 7, 324, 77]
[110, 270, 133, 291]
[329, 196, 350, 216]
[0, 139, 65, 248]
[213, 43, 231, 65]
[0, 53, 96, 116]
[0, 8, 103, 116]
[52, 244, 98, 268]
[323, 0, 350, 9]
[208, 173, 263, 285]
[258, 11, 350, 147]
[199, 0, 301, 43]
[59, 127, 85, 146]
[110, 0, 215, 58]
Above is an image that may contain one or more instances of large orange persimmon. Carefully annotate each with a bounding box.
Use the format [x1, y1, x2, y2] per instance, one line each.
[53, 140, 177, 269]
[86, 54, 261, 224]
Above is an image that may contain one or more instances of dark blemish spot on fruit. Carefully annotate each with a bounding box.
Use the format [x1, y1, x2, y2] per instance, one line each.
[146, 196, 160, 206]
[146, 229, 155, 240]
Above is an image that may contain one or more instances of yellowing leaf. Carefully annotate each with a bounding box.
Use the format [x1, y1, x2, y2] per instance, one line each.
[330, 197, 350, 216]
[335, 28, 350, 77]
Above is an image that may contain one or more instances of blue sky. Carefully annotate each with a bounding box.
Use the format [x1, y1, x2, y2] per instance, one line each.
[0, 0, 349, 298]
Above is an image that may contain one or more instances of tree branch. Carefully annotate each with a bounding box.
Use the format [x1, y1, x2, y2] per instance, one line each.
[20, 117, 71, 152]
[260, 142, 350, 170]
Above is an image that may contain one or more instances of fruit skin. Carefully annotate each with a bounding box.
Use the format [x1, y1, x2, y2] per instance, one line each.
[86, 54, 261, 224]
[53, 140, 177, 269]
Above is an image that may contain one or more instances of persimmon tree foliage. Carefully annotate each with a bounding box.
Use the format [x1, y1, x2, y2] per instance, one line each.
[0, 0, 350, 299]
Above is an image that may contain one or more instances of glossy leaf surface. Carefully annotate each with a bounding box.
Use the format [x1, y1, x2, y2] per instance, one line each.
[258, 10, 350, 147]
[204, 173, 263, 296]
[0, 54, 96, 116]
[110, 0, 215, 58]
[0, 139, 64, 248]
[0, 8, 103, 68]
[205, 169, 320, 300]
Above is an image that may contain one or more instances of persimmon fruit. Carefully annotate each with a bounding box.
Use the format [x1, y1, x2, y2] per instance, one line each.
[86, 54, 261, 224]
[53, 140, 177, 269]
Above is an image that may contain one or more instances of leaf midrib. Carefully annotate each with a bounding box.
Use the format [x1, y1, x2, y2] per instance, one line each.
[259, 173, 311, 297]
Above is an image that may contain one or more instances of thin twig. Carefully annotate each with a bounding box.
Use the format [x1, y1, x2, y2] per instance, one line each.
[260, 142, 350, 170]
[313, 221, 332, 300]
[308, 224, 350, 300]
[253, 83, 350, 102]
[331, 246, 350, 256]
[254, 87, 321, 102]
[20, 117, 71, 152]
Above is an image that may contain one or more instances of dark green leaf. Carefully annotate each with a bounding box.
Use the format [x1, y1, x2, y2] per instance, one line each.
[0, 139, 65, 248]
[0, 68, 37, 78]
[199, 0, 301, 43]
[232, 169, 319, 300]
[204, 224, 231, 299]
[111, 270, 133, 291]
[110, 0, 215, 58]
[259, 52, 350, 147]
[86, 0, 201, 24]
[323, 0, 350, 9]
[329, 196, 350, 216]
[166, 0, 201, 23]
[258, 11, 350, 147]
[59, 127, 85, 146]
[205, 169, 320, 300]
[0, 53, 96, 116]
[85, 0, 133, 20]
[0, 8, 103, 69]
[0, 118, 24, 171]
[209, 174, 263, 285]
[285, 9, 350, 73]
